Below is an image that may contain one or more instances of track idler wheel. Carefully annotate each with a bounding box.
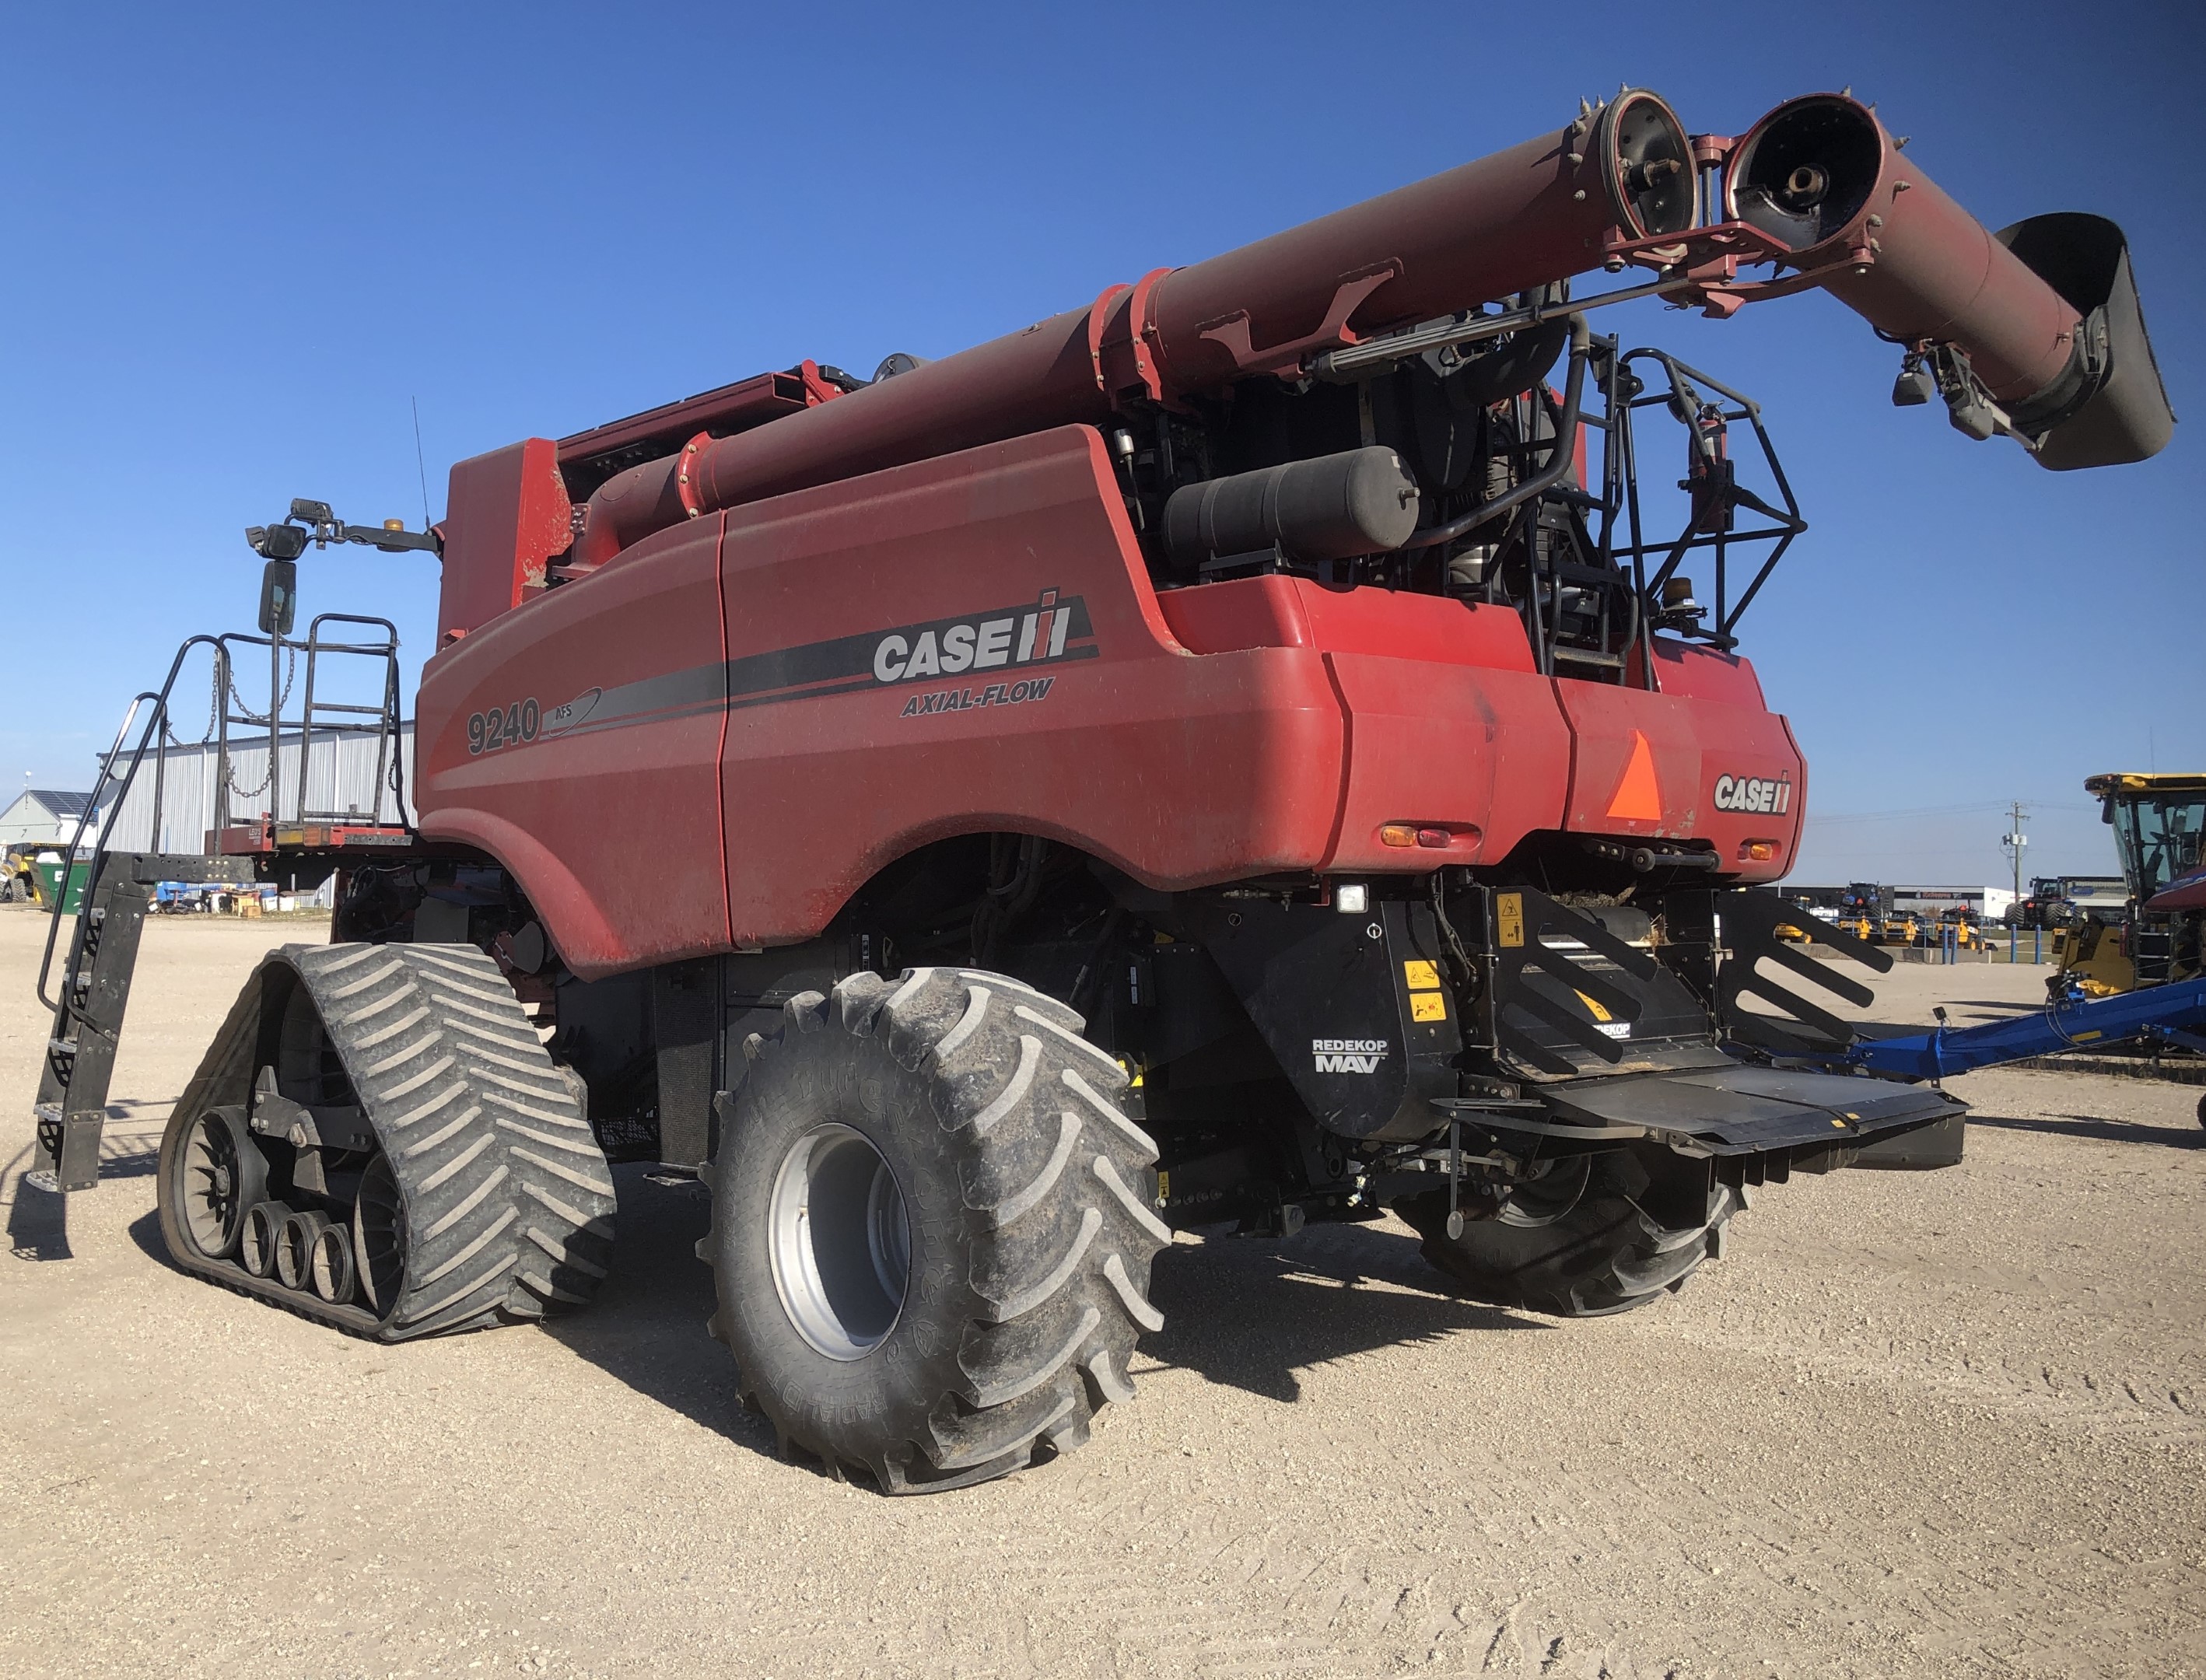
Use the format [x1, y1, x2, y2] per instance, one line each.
[351, 1152, 404, 1314]
[274, 1209, 332, 1292]
[239, 1200, 289, 1279]
[171, 1105, 267, 1260]
[307, 1218, 355, 1304]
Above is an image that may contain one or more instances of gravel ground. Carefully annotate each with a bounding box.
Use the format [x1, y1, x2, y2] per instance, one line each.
[2, 907, 2201, 1678]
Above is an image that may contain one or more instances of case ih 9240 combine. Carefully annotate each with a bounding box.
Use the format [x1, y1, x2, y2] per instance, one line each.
[33, 89, 2171, 1490]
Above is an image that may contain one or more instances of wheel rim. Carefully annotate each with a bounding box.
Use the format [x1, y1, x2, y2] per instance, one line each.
[768, 1123, 911, 1361]
[179, 1112, 249, 1257]
[352, 1153, 405, 1314]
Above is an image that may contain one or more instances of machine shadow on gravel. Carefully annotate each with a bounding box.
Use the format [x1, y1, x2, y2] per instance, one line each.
[7, 1164, 72, 1261]
[1143, 1225, 1542, 1403]
[541, 1171, 1538, 1432]
[538, 1167, 778, 1458]
[1968, 1113, 2204, 1150]
[10, 1131, 160, 1262]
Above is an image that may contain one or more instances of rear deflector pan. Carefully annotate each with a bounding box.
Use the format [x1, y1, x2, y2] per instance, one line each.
[1540, 1062, 1963, 1154]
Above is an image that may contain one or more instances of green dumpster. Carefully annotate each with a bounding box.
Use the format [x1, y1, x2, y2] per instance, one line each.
[35, 859, 90, 915]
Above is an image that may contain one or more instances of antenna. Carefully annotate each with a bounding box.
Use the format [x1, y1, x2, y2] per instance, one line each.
[411, 397, 432, 530]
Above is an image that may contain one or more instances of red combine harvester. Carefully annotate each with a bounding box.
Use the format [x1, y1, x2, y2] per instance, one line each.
[31, 90, 2171, 1490]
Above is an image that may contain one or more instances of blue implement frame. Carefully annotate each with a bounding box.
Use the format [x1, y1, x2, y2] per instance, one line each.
[1845, 977, 2206, 1082]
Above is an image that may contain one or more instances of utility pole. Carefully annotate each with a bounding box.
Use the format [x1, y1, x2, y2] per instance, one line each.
[2001, 801, 2029, 903]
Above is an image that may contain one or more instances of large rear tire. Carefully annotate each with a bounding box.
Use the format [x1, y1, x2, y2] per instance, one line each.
[704, 968, 1166, 1493]
[1393, 1149, 1739, 1318]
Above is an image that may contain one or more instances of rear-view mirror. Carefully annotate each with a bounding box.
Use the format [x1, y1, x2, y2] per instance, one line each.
[258, 558, 298, 637]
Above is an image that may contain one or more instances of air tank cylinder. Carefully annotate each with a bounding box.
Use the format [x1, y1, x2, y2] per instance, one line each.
[1162, 447, 1421, 565]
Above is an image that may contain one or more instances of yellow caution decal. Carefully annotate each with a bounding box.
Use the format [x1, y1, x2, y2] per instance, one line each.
[1571, 989, 1614, 1023]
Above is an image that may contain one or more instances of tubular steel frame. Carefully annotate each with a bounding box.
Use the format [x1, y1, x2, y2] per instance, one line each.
[1410, 327, 1807, 684]
[34, 618, 409, 1014]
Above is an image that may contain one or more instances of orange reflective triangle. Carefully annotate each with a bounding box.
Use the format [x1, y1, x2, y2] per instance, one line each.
[1605, 730, 1663, 821]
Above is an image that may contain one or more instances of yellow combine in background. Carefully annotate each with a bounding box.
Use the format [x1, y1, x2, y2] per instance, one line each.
[2053, 773, 2206, 996]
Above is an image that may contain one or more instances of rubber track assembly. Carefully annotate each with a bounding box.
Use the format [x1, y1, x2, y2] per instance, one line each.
[158, 942, 616, 1339]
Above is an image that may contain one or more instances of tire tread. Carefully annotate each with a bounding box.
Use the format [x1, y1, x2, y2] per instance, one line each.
[706, 966, 1164, 1493]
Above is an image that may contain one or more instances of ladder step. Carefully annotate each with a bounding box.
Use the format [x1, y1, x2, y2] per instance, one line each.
[47, 1040, 77, 1056]
[33, 1103, 61, 1125]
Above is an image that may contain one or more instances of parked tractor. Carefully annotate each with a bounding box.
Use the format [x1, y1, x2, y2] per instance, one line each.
[30, 89, 2175, 1492]
[2051, 773, 2206, 996]
[2, 847, 47, 905]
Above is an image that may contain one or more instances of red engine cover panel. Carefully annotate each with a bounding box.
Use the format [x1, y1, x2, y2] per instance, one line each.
[411, 425, 1807, 974]
[1154, 577, 1570, 868]
[437, 438, 574, 645]
[712, 431, 1345, 945]
[415, 517, 731, 975]
[1562, 639, 1803, 879]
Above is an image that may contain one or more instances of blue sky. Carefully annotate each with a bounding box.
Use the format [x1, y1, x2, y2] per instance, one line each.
[1, 2, 2197, 887]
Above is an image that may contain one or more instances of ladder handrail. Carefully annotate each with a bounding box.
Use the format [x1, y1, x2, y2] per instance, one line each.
[33, 617, 412, 1014]
[34, 631, 229, 1013]
[294, 613, 404, 824]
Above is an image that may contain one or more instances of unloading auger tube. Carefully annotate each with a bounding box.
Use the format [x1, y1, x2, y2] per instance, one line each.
[1722, 93, 2173, 467]
[571, 87, 2169, 571]
[571, 89, 1700, 565]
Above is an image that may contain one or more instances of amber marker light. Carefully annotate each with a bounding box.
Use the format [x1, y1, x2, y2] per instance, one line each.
[1385, 824, 1476, 850]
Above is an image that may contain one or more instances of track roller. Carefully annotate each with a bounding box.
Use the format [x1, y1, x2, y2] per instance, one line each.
[240, 1200, 287, 1279]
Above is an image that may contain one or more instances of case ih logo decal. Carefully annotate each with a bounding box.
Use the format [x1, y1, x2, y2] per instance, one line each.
[1312, 1038, 1389, 1073]
[480, 588, 1098, 754]
[1713, 773, 1792, 815]
[871, 590, 1084, 685]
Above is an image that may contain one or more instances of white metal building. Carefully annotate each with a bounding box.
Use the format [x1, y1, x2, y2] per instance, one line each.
[99, 725, 418, 854]
[0, 787, 107, 850]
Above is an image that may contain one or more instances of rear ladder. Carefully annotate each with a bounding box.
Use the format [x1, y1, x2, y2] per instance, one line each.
[30, 852, 254, 1191]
